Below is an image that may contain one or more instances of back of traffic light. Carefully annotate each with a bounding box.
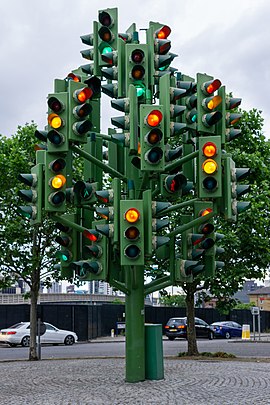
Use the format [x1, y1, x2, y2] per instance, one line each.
[159, 73, 187, 142]
[110, 84, 139, 155]
[220, 155, 251, 222]
[216, 86, 242, 146]
[18, 159, 44, 225]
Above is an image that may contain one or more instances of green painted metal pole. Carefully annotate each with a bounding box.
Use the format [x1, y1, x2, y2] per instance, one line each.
[125, 265, 145, 382]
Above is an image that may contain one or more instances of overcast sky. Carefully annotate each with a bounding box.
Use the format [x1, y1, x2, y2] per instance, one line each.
[1, 0, 269, 138]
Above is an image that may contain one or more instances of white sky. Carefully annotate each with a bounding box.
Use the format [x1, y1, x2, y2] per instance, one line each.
[0, 0, 269, 137]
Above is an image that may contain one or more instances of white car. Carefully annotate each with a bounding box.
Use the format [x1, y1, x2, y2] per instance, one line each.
[0, 322, 78, 347]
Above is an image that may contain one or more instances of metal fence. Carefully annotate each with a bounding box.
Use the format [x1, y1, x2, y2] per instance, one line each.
[1, 303, 270, 341]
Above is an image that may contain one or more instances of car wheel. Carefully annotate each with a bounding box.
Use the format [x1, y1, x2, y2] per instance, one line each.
[225, 332, 231, 339]
[168, 337, 175, 341]
[21, 336, 30, 347]
[64, 335, 75, 345]
[209, 332, 214, 340]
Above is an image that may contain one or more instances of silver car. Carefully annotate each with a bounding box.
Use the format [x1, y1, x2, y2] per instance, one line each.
[0, 322, 78, 347]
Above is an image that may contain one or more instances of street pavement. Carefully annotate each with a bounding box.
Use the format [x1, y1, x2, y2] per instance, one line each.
[2, 356, 270, 404]
[2, 335, 270, 404]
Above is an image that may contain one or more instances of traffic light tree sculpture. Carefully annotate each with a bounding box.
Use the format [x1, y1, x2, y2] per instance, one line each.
[18, 7, 251, 383]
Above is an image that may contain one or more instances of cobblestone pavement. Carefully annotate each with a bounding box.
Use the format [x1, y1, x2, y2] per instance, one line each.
[1, 358, 270, 405]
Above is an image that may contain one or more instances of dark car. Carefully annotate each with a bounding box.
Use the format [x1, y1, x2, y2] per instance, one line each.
[165, 317, 214, 340]
[210, 321, 242, 339]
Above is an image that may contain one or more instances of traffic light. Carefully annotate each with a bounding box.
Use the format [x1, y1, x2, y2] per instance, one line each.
[177, 74, 197, 131]
[72, 220, 108, 281]
[140, 105, 165, 171]
[193, 201, 224, 278]
[18, 162, 43, 225]
[97, 8, 118, 67]
[216, 86, 242, 145]
[80, 22, 100, 76]
[101, 37, 126, 98]
[143, 190, 170, 258]
[160, 172, 188, 200]
[67, 76, 100, 143]
[55, 214, 79, 271]
[159, 73, 186, 142]
[44, 154, 67, 212]
[95, 178, 121, 246]
[197, 136, 222, 198]
[221, 155, 250, 221]
[125, 44, 148, 102]
[120, 200, 144, 266]
[197, 73, 222, 134]
[73, 181, 97, 206]
[47, 92, 69, 153]
[110, 84, 138, 154]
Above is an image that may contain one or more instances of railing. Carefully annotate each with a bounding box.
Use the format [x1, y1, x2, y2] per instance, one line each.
[0, 293, 125, 305]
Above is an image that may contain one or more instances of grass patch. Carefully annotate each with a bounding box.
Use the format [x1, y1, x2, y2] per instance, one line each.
[178, 351, 236, 358]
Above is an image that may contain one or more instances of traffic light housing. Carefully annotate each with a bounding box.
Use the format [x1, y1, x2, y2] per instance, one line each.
[72, 220, 108, 281]
[140, 105, 165, 171]
[197, 73, 222, 134]
[125, 44, 148, 102]
[97, 8, 118, 67]
[111, 84, 139, 154]
[18, 162, 44, 225]
[44, 154, 67, 212]
[47, 92, 69, 153]
[68, 80, 93, 144]
[120, 200, 144, 266]
[197, 136, 222, 198]
[55, 214, 79, 278]
[221, 155, 250, 221]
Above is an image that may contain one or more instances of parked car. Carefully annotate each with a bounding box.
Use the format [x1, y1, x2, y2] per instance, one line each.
[165, 317, 214, 340]
[210, 321, 242, 339]
[0, 322, 78, 347]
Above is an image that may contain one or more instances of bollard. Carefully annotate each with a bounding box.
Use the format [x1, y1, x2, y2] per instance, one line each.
[242, 324, 250, 340]
[111, 329, 115, 338]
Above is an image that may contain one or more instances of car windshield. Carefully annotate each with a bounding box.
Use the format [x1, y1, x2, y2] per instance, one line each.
[167, 319, 186, 327]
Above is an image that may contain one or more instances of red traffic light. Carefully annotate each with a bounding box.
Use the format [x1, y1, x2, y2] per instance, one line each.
[155, 25, 171, 39]
[202, 79, 221, 95]
[73, 87, 93, 103]
[146, 110, 163, 127]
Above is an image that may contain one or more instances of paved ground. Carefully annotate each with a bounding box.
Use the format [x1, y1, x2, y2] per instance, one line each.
[2, 357, 270, 404]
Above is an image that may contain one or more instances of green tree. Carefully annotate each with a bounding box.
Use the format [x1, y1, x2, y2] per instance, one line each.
[0, 123, 59, 360]
[159, 292, 186, 307]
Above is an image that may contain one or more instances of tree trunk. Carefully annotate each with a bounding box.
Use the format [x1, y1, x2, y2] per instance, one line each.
[29, 225, 40, 361]
[186, 283, 199, 356]
[29, 288, 39, 360]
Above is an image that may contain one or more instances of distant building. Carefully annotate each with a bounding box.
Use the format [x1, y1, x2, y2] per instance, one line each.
[248, 287, 270, 311]
[233, 280, 261, 304]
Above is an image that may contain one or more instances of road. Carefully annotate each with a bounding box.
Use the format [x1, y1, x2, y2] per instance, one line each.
[1, 337, 270, 361]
